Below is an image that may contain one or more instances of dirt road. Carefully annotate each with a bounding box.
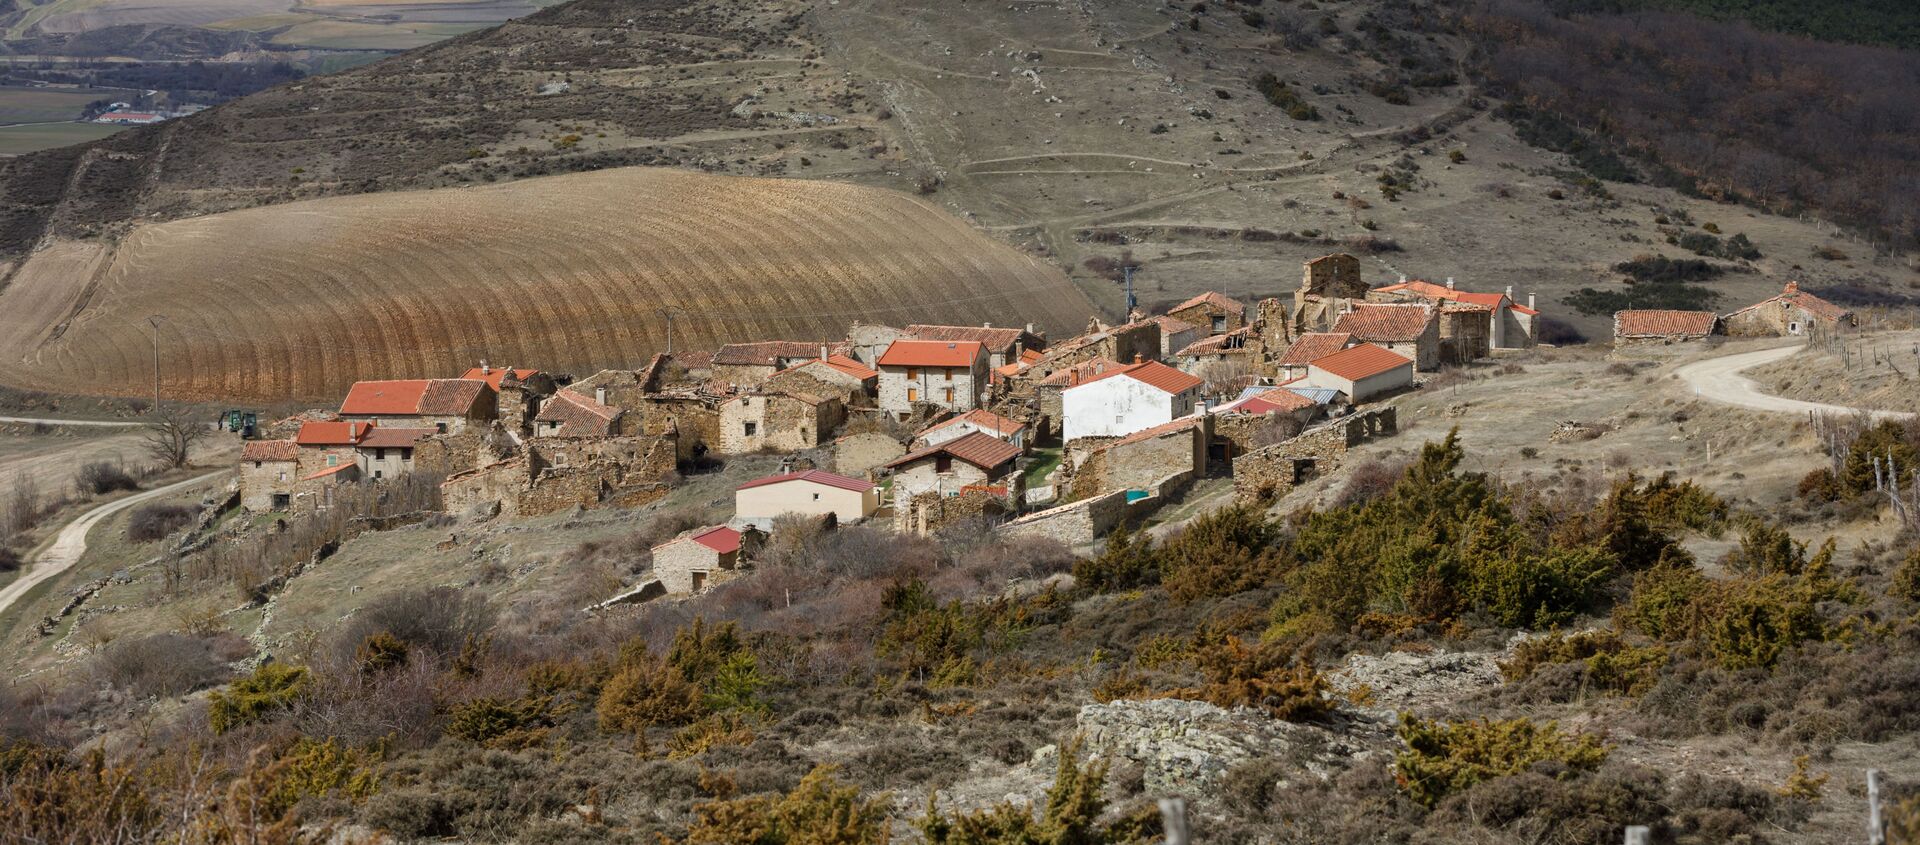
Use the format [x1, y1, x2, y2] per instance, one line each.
[1674, 344, 1917, 422]
[0, 469, 226, 624]
[0, 416, 141, 427]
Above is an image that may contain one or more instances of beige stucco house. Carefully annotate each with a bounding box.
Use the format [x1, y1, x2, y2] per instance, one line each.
[735, 469, 879, 524]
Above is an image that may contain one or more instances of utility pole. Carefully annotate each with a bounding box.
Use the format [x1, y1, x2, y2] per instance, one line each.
[1121, 265, 1138, 315]
[655, 305, 683, 356]
[146, 314, 166, 413]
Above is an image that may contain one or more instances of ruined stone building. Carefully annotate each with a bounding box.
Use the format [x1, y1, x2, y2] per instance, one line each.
[1613, 310, 1721, 346]
[1332, 303, 1440, 371]
[1721, 282, 1854, 337]
[875, 339, 989, 416]
[461, 364, 555, 437]
[1166, 291, 1247, 335]
[916, 408, 1031, 451]
[338, 379, 496, 434]
[1064, 415, 1207, 501]
[1367, 278, 1539, 350]
[1036, 318, 1161, 378]
[652, 525, 756, 595]
[1060, 359, 1203, 442]
[534, 390, 622, 438]
[764, 354, 877, 407]
[1148, 316, 1202, 361]
[440, 433, 677, 518]
[1292, 253, 1370, 334]
[711, 341, 846, 387]
[1233, 408, 1397, 503]
[1173, 326, 1261, 381]
[715, 390, 845, 455]
[885, 430, 1021, 502]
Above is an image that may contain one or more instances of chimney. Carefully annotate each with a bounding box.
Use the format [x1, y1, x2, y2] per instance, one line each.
[595, 386, 607, 405]
[1133, 353, 1143, 363]
[983, 321, 993, 328]
[480, 359, 490, 375]
[1784, 281, 1799, 294]
[1528, 293, 1537, 311]
[820, 344, 830, 360]
[1445, 277, 1456, 290]
[1025, 322, 1035, 334]
[1398, 274, 1407, 284]
[1505, 285, 1513, 299]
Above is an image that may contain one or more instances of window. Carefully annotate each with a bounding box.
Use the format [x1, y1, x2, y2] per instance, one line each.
[907, 388, 918, 402]
[436, 422, 448, 433]
[276, 471, 286, 482]
[943, 367, 953, 380]
[374, 470, 383, 479]
[744, 421, 758, 436]
[1788, 321, 1802, 335]
[906, 367, 919, 379]
[1212, 315, 1227, 332]
[943, 388, 954, 403]
[812, 492, 821, 501]
[253, 461, 262, 468]
[375, 448, 386, 460]
[326, 454, 338, 467]
[935, 455, 953, 473]
[401, 448, 412, 460]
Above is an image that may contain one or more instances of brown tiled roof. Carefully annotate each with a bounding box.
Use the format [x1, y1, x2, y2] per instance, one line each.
[1069, 360, 1204, 395]
[1278, 332, 1352, 366]
[904, 324, 1031, 352]
[295, 420, 374, 446]
[778, 354, 877, 381]
[1110, 415, 1202, 448]
[357, 427, 434, 449]
[1217, 389, 1316, 415]
[886, 430, 1021, 471]
[460, 367, 540, 389]
[419, 379, 489, 415]
[1614, 310, 1719, 338]
[1333, 304, 1434, 342]
[1170, 290, 1246, 316]
[713, 341, 833, 367]
[1727, 281, 1850, 323]
[1310, 343, 1413, 381]
[535, 390, 619, 436]
[241, 440, 299, 461]
[1176, 326, 1253, 357]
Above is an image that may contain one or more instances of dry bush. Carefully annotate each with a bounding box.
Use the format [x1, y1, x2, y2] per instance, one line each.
[1330, 455, 1411, 509]
[92, 633, 233, 698]
[76, 462, 139, 496]
[126, 502, 194, 543]
[4, 472, 40, 537]
[334, 586, 495, 665]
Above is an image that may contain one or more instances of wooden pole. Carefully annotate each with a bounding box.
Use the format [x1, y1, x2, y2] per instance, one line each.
[1158, 798, 1189, 845]
[1624, 826, 1650, 845]
[1869, 769, 1885, 845]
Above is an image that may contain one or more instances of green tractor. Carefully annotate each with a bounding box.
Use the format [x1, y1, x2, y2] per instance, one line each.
[219, 409, 259, 438]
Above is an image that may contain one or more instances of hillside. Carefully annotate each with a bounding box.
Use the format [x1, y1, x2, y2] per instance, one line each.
[0, 167, 1093, 401]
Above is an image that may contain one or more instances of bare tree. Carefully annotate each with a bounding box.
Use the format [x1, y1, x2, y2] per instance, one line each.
[142, 407, 208, 469]
[4, 472, 39, 537]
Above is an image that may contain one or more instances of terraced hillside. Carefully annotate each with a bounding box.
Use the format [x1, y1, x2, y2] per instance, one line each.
[0, 167, 1092, 402]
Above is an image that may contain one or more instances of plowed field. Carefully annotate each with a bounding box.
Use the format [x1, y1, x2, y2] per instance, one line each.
[0, 167, 1093, 402]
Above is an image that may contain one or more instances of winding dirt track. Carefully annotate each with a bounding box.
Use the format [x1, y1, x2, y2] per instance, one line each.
[0, 167, 1095, 402]
[1674, 344, 1916, 422]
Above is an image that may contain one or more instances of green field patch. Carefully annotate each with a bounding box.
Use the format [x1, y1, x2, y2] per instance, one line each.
[268, 19, 482, 50]
[0, 85, 111, 125]
[0, 121, 125, 154]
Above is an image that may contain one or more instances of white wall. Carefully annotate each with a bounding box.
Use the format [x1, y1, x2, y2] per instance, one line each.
[736, 481, 878, 523]
[1061, 376, 1194, 442]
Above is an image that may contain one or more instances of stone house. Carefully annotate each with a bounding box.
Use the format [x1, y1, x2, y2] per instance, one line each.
[1332, 303, 1440, 371]
[632, 391, 723, 459]
[1367, 278, 1539, 350]
[1166, 291, 1246, 335]
[339, 379, 496, 434]
[1613, 310, 1721, 346]
[295, 462, 360, 511]
[833, 431, 907, 477]
[461, 364, 555, 436]
[915, 408, 1031, 451]
[764, 354, 877, 407]
[441, 435, 677, 518]
[1721, 282, 1854, 337]
[895, 486, 1014, 536]
[904, 324, 1044, 370]
[1233, 407, 1397, 503]
[1033, 358, 1124, 436]
[875, 339, 989, 416]
[1274, 332, 1352, 381]
[653, 525, 759, 595]
[534, 390, 622, 438]
[239, 440, 299, 511]
[712, 341, 843, 387]
[1149, 316, 1201, 361]
[1065, 414, 1207, 501]
[715, 390, 844, 455]
[354, 426, 434, 481]
[735, 469, 879, 524]
[1037, 318, 1161, 377]
[1301, 343, 1414, 403]
[1292, 253, 1369, 334]
[884, 430, 1021, 502]
[293, 420, 374, 479]
[1436, 303, 1493, 363]
[1174, 327, 1260, 384]
[1060, 359, 1204, 443]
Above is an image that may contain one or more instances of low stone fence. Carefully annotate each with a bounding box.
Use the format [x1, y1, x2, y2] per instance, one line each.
[998, 468, 1191, 547]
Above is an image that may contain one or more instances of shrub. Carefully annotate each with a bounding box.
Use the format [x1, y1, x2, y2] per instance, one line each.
[336, 586, 494, 662]
[76, 462, 138, 496]
[1070, 522, 1160, 593]
[687, 765, 889, 845]
[446, 697, 554, 749]
[209, 663, 312, 734]
[876, 580, 985, 685]
[0, 546, 18, 572]
[1892, 547, 1920, 605]
[1159, 505, 1283, 603]
[355, 631, 409, 675]
[1394, 715, 1609, 807]
[1165, 634, 1333, 722]
[126, 503, 193, 543]
[257, 737, 380, 820]
[921, 737, 1156, 844]
[1254, 72, 1320, 120]
[1500, 630, 1666, 696]
[1612, 254, 1721, 283]
[596, 643, 703, 734]
[94, 632, 231, 698]
[668, 618, 768, 714]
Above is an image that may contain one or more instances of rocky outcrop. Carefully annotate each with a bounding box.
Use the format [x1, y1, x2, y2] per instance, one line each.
[1073, 699, 1388, 796]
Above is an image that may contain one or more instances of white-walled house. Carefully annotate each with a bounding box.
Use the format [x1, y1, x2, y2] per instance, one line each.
[1060, 359, 1203, 442]
[734, 469, 879, 524]
[1300, 342, 1414, 402]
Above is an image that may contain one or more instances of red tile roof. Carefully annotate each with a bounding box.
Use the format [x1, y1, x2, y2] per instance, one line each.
[1169, 290, 1246, 316]
[738, 468, 873, 493]
[1310, 343, 1414, 381]
[1278, 332, 1352, 366]
[241, 440, 299, 461]
[779, 354, 877, 381]
[1040, 357, 1125, 386]
[713, 341, 843, 367]
[920, 408, 1027, 439]
[1374, 280, 1538, 315]
[295, 420, 374, 446]
[1613, 310, 1719, 338]
[301, 462, 358, 482]
[340, 379, 487, 416]
[1068, 360, 1204, 395]
[886, 430, 1022, 471]
[877, 339, 985, 368]
[536, 390, 621, 436]
[691, 525, 742, 554]
[357, 427, 434, 449]
[460, 367, 539, 389]
[904, 324, 1032, 352]
[1333, 304, 1434, 343]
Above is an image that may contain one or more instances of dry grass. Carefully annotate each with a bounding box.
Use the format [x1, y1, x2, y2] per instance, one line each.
[0, 168, 1094, 401]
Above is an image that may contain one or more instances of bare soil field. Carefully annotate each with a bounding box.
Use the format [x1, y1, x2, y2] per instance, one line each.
[0, 166, 1095, 401]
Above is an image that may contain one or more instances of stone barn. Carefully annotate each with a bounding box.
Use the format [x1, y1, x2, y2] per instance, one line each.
[1721, 282, 1854, 338]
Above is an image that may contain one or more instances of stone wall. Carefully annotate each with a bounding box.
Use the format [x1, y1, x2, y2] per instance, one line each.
[895, 488, 1012, 536]
[711, 363, 778, 388]
[766, 366, 868, 407]
[517, 467, 611, 516]
[715, 393, 840, 455]
[654, 542, 735, 595]
[997, 487, 1130, 547]
[634, 394, 721, 458]
[442, 459, 531, 518]
[413, 429, 507, 476]
[1232, 407, 1397, 503]
[1066, 424, 1202, 501]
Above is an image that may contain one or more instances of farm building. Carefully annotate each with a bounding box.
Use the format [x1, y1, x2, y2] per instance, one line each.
[735, 469, 879, 524]
[1613, 310, 1721, 346]
[1300, 343, 1414, 403]
[339, 379, 495, 434]
[354, 427, 434, 481]
[239, 440, 300, 511]
[1166, 291, 1246, 335]
[715, 390, 845, 454]
[885, 431, 1021, 502]
[765, 354, 877, 406]
[1148, 316, 1201, 361]
[1333, 304, 1440, 371]
[1721, 282, 1854, 337]
[1060, 359, 1203, 442]
[916, 408, 1031, 451]
[711, 341, 842, 387]
[652, 525, 758, 595]
[875, 340, 989, 416]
